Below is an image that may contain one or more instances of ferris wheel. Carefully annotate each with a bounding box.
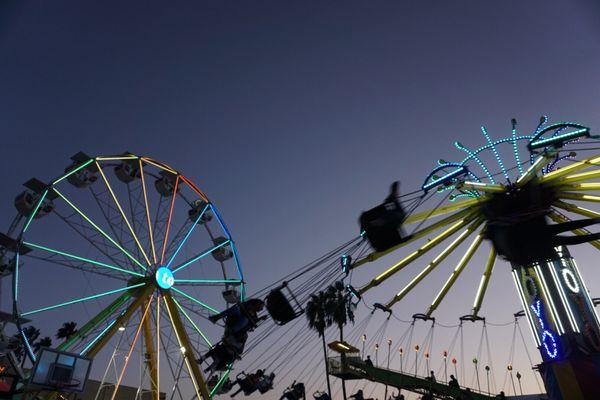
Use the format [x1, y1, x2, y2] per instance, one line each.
[2, 152, 244, 399]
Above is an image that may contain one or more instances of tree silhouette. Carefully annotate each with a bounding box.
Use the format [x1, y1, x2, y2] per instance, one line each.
[325, 281, 356, 400]
[306, 290, 333, 399]
[56, 321, 78, 341]
[33, 336, 52, 353]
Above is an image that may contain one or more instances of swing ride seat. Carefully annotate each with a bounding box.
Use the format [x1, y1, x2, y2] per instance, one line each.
[236, 372, 259, 395]
[328, 356, 498, 400]
[359, 198, 407, 252]
[266, 283, 304, 325]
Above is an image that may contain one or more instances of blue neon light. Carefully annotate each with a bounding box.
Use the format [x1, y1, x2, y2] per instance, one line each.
[530, 299, 558, 359]
[156, 267, 175, 289]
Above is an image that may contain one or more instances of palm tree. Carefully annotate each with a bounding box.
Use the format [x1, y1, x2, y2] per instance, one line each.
[306, 290, 333, 399]
[56, 321, 78, 341]
[33, 336, 52, 353]
[325, 281, 356, 400]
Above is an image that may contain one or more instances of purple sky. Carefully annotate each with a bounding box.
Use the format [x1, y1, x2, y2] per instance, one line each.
[2, 1, 600, 399]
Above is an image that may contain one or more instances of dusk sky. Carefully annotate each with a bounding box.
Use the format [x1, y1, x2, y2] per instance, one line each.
[2, 1, 600, 399]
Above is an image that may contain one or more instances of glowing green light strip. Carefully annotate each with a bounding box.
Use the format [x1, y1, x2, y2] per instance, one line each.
[53, 188, 146, 271]
[23, 189, 48, 233]
[22, 282, 146, 316]
[24, 241, 144, 277]
[529, 128, 589, 149]
[52, 158, 95, 185]
[174, 279, 241, 284]
[172, 297, 212, 346]
[210, 366, 232, 397]
[171, 239, 231, 273]
[165, 204, 210, 269]
[80, 319, 117, 355]
[171, 287, 218, 314]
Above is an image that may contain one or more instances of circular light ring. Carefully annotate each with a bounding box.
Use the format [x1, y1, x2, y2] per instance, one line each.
[155, 267, 175, 289]
[561, 268, 580, 294]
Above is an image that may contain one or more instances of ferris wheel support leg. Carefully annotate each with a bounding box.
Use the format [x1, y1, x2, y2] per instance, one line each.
[142, 298, 160, 400]
[163, 292, 211, 400]
[56, 291, 133, 352]
[85, 285, 154, 358]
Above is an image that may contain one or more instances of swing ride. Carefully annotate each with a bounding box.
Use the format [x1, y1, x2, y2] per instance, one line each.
[1, 116, 600, 400]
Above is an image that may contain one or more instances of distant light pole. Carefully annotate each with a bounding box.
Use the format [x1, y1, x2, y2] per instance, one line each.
[516, 371, 523, 395]
[384, 339, 392, 400]
[473, 358, 481, 392]
[452, 358, 458, 384]
[508, 364, 517, 395]
[443, 350, 448, 383]
[375, 343, 379, 366]
[361, 334, 367, 359]
[414, 345, 420, 376]
[398, 347, 404, 374]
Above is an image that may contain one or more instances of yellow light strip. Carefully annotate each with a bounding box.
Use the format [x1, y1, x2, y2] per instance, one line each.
[457, 181, 505, 194]
[548, 169, 600, 186]
[95, 162, 152, 267]
[156, 295, 161, 399]
[426, 233, 484, 316]
[141, 157, 178, 175]
[352, 207, 479, 269]
[553, 200, 600, 219]
[556, 182, 600, 192]
[404, 197, 485, 225]
[386, 219, 483, 308]
[516, 153, 554, 186]
[472, 247, 497, 317]
[111, 295, 154, 400]
[139, 160, 157, 264]
[359, 214, 480, 294]
[539, 154, 600, 184]
[559, 192, 600, 204]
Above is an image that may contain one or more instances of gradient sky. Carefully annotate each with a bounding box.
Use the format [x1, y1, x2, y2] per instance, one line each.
[2, 1, 600, 399]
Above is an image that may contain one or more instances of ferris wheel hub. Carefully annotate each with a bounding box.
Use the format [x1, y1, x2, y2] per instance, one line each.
[155, 267, 175, 289]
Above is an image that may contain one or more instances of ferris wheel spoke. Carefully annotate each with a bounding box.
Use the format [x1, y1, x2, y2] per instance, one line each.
[471, 247, 497, 317]
[140, 157, 178, 175]
[160, 175, 181, 265]
[174, 279, 242, 287]
[426, 233, 485, 316]
[139, 160, 158, 264]
[170, 287, 218, 314]
[171, 239, 231, 274]
[95, 161, 152, 267]
[53, 187, 147, 272]
[172, 297, 212, 347]
[385, 219, 484, 308]
[358, 213, 481, 294]
[163, 293, 211, 400]
[23, 241, 144, 278]
[21, 282, 146, 317]
[165, 203, 210, 269]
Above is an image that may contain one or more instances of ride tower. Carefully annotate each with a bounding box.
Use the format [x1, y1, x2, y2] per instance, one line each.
[351, 117, 600, 400]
